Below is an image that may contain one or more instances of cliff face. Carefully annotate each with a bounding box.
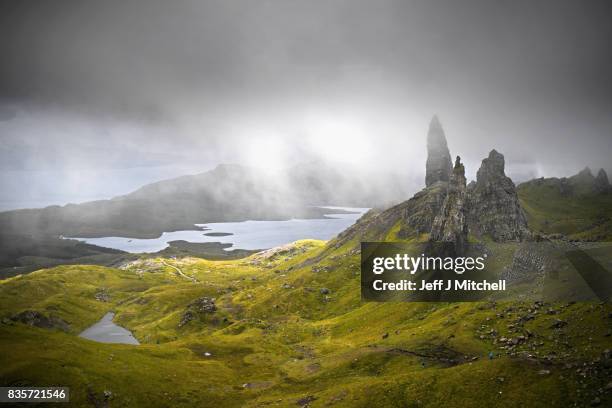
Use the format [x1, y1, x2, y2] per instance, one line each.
[401, 182, 448, 236]
[430, 156, 469, 254]
[467, 150, 529, 241]
[425, 115, 453, 187]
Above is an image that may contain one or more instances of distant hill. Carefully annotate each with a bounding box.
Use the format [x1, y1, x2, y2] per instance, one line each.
[517, 167, 612, 241]
[0, 162, 413, 276]
[0, 163, 412, 239]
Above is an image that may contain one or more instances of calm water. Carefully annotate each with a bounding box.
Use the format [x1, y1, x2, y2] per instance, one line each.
[68, 207, 368, 253]
[79, 312, 139, 345]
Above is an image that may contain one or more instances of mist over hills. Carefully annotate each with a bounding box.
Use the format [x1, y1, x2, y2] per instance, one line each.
[0, 161, 413, 276]
[0, 162, 412, 239]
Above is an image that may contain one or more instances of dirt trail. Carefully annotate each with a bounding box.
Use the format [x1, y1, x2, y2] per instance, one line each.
[162, 260, 198, 283]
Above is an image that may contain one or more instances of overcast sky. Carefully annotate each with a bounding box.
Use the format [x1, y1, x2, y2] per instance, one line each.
[1, 0, 611, 208]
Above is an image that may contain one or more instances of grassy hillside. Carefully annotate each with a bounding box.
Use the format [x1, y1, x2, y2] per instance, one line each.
[1, 234, 611, 407]
[518, 179, 612, 241]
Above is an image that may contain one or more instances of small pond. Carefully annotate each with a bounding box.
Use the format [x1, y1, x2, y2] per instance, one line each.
[79, 312, 139, 345]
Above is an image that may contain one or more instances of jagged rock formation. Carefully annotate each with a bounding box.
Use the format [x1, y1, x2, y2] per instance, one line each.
[468, 150, 529, 241]
[568, 166, 612, 194]
[430, 156, 468, 254]
[332, 118, 532, 249]
[425, 115, 452, 187]
[595, 168, 611, 193]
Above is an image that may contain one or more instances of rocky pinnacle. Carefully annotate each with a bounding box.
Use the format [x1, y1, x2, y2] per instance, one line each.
[430, 156, 469, 255]
[425, 115, 453, 187]
[595, 168, 611, 192]
[468, 149, 529, 241]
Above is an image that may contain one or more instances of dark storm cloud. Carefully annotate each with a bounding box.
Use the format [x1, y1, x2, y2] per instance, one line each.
[0, 0, 611, 180]
[2, 0, 611, 115]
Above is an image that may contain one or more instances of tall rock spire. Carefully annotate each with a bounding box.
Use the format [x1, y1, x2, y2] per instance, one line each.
[425, 115, 452, 187]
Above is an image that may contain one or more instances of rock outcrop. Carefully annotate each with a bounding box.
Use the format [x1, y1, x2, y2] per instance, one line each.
[331, 117, 533, 247]
[595, 168, 611, 192]
[179, 297, 217, 327]
[430, 156, 469, 255]
[425, 115, 452, 187]
[10, 310, 70, 332]
[401, 182, 448, 236]
[330, 181, 448, 246]
[566, 166, 612, 194]
[570, 167, 595, 185]
[468, 150, 529, 241]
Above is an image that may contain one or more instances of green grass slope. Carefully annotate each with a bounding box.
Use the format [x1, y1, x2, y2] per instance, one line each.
[1, 231, 611, 407]
[518, 179, 612, 240]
